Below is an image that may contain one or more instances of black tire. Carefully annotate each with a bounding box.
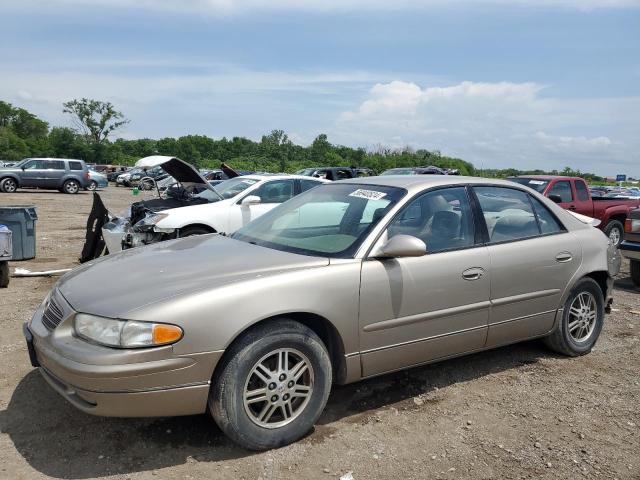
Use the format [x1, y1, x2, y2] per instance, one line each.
[179, 226, 213, 237]
[544, 277, 604, 357]
[86, 180, 97, 191]
[1, 178, 18, 193]
[209, 319, 332, 450]
[63, 179, 80, 194]
[603, 220, 624, 247]
[0, 262, 9, 288]
[631, 260, 640, 288]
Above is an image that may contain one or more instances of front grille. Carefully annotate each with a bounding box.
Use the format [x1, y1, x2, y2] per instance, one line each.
[42, 296, 64, 330]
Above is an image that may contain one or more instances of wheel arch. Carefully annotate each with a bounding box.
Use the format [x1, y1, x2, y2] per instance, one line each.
[0, 174, 20, 187]
[212, 312, 348, 386]
[178, 223, 217, 234]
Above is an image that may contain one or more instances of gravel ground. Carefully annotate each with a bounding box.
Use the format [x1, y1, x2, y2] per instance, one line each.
[0, 186, 639, 480]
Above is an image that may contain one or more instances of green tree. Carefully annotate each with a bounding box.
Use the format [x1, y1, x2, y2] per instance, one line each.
[63, 98, 129, 163]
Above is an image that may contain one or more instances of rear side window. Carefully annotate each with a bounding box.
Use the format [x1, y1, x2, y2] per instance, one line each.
[44, 160, 65, 170]
[68, 161, 83, 171]
[474, 187, 539, 243]
[575, 180, 589, 201]
[530, 197, 565, 234]
[299, 179, 323, 193]
[548, 181, 573, 202]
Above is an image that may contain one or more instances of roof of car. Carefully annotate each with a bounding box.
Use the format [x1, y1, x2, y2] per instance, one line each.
[512, 175, 582, 181]
[335, 175, 526, 193]
[242, 174, 330, 182]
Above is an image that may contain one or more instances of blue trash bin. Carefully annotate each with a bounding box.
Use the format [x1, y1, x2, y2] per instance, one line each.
[0, 205, 37, 260]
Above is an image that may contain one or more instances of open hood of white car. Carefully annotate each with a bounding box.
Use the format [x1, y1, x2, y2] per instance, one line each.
[135, 156, 215, 192]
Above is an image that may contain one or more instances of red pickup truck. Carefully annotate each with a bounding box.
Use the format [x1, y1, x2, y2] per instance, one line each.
[508, 176, 640, 246]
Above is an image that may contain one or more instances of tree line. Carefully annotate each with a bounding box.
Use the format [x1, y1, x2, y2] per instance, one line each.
[0, 98, 607, 181]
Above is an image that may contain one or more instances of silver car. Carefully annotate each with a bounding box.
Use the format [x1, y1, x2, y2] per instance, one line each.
[24, 176, 618, 450]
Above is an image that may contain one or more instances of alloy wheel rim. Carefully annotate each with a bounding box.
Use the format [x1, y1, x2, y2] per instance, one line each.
[87, 182, 97, 191]
[66, 182, 79, 193]
[4, 180, 16, 192]
[568, 292, 597, 342]
[243, 348, 314, 429]
[608, 227, 621, 246]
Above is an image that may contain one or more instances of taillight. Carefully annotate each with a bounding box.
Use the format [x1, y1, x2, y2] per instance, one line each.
[625, 218, 640, 233]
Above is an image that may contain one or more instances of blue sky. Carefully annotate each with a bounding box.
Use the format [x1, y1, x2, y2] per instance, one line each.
[2, 0, 639, 176]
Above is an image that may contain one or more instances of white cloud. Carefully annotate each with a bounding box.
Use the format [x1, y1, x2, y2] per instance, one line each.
[334, 80, 640, 175]
[7, 0, 640, 15]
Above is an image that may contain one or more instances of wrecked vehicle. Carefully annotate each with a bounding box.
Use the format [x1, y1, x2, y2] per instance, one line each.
[102, 156, 328, 252]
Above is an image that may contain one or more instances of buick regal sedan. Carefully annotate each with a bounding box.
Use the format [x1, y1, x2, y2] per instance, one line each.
[24, 176, 619, 450]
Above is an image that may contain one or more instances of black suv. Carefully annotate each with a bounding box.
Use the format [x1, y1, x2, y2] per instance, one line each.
[0, 158, 91, 194]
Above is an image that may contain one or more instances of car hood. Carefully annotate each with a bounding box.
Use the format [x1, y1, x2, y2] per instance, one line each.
[135, 156, 218, 195]
[57, 234, 328, 318]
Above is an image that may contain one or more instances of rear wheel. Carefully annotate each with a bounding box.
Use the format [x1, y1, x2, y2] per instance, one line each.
[0, 178, 18, 193]
[631, 260, 640, 287]
[604, 220, 624, 247]
[544, 277, 604, 356]
[63, 179, 80, 194]
[209, 320, 332, 450]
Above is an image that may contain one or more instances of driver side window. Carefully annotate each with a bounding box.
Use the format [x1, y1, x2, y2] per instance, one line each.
[252, 180, 294, 204]
[387, 187, 476, 253]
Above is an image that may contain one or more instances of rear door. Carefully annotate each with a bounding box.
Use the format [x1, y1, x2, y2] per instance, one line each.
[42, 160, 65, 188]
[359, 186, 490, 377]
[472, 186, 582, 347]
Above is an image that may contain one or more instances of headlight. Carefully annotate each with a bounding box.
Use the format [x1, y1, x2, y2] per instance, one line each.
[74, 314, 183, 348]
[133, 213, 169, 232]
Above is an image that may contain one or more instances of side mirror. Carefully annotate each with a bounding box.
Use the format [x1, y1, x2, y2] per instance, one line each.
[548, 194, 562, 204]
[371, 234, 427, 258]
[241, 195, 261, 206]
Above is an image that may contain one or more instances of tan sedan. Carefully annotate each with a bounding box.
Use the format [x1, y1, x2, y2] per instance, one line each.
[24, 176, 619, 450]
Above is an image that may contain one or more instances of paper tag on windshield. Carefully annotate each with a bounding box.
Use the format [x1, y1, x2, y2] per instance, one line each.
[349, 189, 387, 201]
[528, 180, 546, 185]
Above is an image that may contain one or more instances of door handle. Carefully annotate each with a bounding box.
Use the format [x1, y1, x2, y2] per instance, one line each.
[568, 205, 577, 211]
[555, 252, 573, 263]
[462, 267, 484, 281]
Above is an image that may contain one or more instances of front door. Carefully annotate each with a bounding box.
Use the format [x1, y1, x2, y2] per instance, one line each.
[359, 186, 490, 377]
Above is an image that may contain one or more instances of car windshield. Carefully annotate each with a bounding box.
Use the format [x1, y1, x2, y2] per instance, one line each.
[232, 183, 406, 258]
[295, 168, 315, 176]
[196, 177, 259, 201]
[507, 177, 550, 193]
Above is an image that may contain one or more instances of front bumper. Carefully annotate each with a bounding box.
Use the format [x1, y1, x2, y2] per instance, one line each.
[620, 240, 640, 261]
[24, 292, 223, 417]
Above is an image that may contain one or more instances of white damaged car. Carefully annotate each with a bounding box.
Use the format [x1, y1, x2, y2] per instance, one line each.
[102, 156, 328, 252]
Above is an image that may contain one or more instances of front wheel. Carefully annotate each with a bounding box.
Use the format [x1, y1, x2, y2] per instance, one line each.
[63, 179, 80, 194]
[631, 260, 640, 287]
[544, 277, 604, 356]
[86, 180, 98, 191]
[0, 178, 18, 193]
[209, 320, 332, 450]
[604, 220, 624, 247]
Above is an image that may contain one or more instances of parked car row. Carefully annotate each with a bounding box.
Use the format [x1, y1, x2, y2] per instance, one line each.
[25, 163, 622, 451]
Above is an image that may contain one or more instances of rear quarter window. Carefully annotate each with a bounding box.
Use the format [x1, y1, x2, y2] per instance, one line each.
[68, 161, 84, 171]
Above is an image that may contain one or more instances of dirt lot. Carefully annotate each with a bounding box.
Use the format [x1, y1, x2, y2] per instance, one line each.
[0, 186, 639, 480]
